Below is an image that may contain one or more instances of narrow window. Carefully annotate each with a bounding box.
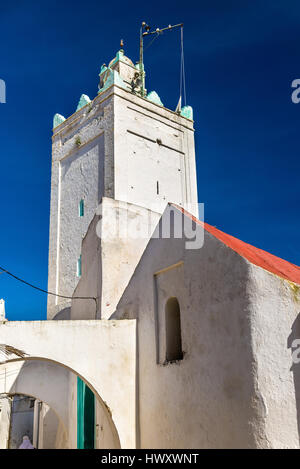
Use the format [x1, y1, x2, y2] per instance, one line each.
[165, 297, 183, 362]
[79, 199, 84, 217]
[156, 181, 159, 195]
[77, 255, 82, 278]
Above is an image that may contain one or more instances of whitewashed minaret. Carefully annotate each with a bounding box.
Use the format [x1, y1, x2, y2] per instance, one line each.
[47, 45, 198, 319]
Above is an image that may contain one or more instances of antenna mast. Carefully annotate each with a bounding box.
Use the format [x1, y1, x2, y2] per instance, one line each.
[139, 21, 184, 98]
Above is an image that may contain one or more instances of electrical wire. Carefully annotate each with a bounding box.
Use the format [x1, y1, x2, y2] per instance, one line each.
[0, 266, 97, 308]
[142, 22, 187, 108]
[144, 32, 160, 51]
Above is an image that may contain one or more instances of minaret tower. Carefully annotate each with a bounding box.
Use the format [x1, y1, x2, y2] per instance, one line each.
[47, 42, 198, 319]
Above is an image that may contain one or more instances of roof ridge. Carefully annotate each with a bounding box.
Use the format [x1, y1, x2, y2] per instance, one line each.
[170, 204, 300, 285]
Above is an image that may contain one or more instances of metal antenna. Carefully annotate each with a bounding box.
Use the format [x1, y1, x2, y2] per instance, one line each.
[139, 22, 184, 98]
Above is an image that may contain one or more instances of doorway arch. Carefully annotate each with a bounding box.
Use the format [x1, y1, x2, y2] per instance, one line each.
[0, 319, 136, 448]
[1, 391, 67, 449]
[0, 357, 121, 449]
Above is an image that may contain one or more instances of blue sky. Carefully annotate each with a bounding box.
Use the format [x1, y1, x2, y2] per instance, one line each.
[0, 0, 299, 320]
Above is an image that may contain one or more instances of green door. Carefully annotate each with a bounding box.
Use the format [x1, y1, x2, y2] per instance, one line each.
[77, 377, 95, 449]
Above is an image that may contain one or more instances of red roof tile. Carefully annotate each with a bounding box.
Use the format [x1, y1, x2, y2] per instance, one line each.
[172, 204, 300, 285]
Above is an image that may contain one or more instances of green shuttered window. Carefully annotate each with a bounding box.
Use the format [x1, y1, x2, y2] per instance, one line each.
[79, 199, 84, 217]
[77, 255, 82, 278]
[77, 377, 95, 449]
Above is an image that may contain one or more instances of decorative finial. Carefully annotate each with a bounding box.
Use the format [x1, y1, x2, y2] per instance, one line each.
[120, 39, 124, 50]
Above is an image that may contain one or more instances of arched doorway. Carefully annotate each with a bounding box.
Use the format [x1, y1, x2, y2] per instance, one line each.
[0, 358, 121, 449]
[0, 392, 67, 449]
[0, 319, 135, 447]
[8, 394, 35, 449]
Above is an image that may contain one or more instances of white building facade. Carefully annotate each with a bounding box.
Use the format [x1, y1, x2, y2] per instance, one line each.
[0, 46, 299, 449]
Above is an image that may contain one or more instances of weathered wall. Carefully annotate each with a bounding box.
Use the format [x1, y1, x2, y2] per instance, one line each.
[95, 397, 120, 449]
[48, 89, 114, 319]
[248, 264, 300, 448]
[55, 420, 68, 449]
[38, 403, 59, 449]
[0, 319, 136, 448]
[113, 88, 198, 216]
[58, 136, 105, 308]
[113, 206, 265, 448]
[66, 372, 77, 448]
[0, 397, 11, 449]
[0, 361, 69, 434]
[48, 82, 198, 320]
[71, 198, 160, 320]
[70, 216, 101, 320]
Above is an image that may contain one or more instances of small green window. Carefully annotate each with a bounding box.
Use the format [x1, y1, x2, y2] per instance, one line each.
[79, 199, 84, 217]
[77, 255, 82, 278]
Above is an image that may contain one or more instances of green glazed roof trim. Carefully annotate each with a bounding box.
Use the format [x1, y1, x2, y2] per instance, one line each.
[98, 68, 126, 94]
[109, 49, 124, 68]
[76, 94, 91, 112]
[99, 64, 107, 76]
[147, 91, 163, 107]
[53, 113, 66, 128]
[180, 105, 193, 120]
[116, 49, 124, 60]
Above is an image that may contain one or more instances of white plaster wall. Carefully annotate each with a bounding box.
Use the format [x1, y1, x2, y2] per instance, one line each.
[0, 397, 11, 449]
[71, 198, 160, 320]
[248, 264, 300, 448]
[48, 83, 198, 320]
[0, 319, 136, 449]
[71, 215, 101, 320]
[100, 200, 160, 319]
[38, 403, 59, 449]
[0, 346, 121, 449]
[55, 420, 68, 449]
[48, 91, 114, 319]
[95, 398, 120, 448]
[70, 215, 101, 320]
[58, 137, 104, 307]
[66, 372, 77, 448]
[114, 206, 266, 448]
[0, 361, 69, 433]
[114, 88, 198, 217]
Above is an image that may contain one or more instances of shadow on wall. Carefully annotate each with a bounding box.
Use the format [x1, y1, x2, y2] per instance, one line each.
[288, 312, 300, 445]
[52, 308, 71, 320]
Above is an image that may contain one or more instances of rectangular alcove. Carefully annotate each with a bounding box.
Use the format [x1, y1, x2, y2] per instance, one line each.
[154, 261, 185, 365]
